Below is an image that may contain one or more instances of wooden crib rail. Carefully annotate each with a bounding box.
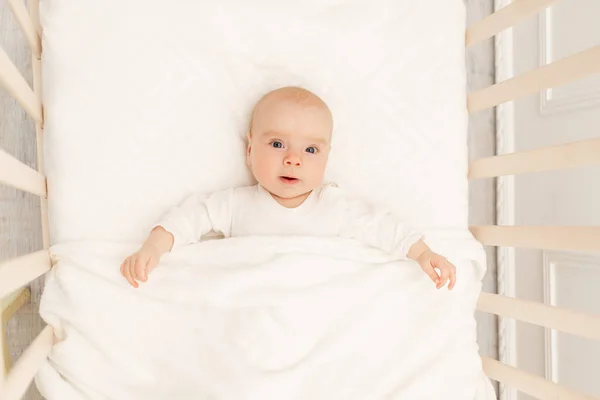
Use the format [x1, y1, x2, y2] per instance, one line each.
[468, 137, 600, 179]
[469, 226, 600, 252]
[466, 0, 557, 47]
[466, 1, 600, 398]
[7, 0, 41, 59]
[478, 293, 600, 341]
[468, 44, 600, 113]
[0, 326, 54, 400]
[28, 0, 42, 37]
[0, 149, 47, 198]
[0, 0, 49, 244]
[481, 357, 596, 400]
[0, 46, 42, 123]
[0, 251, 52, 300]
[1, 1, 52, 397]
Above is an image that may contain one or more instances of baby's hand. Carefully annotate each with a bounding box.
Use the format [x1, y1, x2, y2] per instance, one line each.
[416, 250, 457, 290]
[120, 244, 162, 288]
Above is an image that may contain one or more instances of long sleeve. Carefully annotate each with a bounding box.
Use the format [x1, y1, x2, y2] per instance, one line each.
[338, 195, 422, 259]
[155, 189, 234, 249]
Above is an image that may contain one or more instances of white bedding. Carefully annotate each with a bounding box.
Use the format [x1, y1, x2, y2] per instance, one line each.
[41, 0, 470, 244]
[37, 234, 495, 399]
[37, 0, 495, 397]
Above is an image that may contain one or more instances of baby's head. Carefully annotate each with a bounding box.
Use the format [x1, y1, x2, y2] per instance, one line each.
[247, 86, 333, 206]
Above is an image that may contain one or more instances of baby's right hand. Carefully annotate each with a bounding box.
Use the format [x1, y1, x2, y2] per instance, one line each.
[120, 244, 162, 288]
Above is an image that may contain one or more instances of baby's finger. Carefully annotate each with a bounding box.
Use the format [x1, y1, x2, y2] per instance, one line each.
[128, 263, 139, 288]
[134, 257, 147, 282]
[422, 264, 440, 285]
[128, 256, 137, 279]
[123, 260, 138, 288]
[130, 256, 140, 280]
[120, 259, 129, 279]
[437, 263, 450, 289]
[146, 258, 158, 278]
[449, 263, 457, 290]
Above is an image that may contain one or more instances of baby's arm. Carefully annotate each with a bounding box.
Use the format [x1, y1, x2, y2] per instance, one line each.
[121, 189, 233, 287]
[339, 194, 456, 290]
[156, 190, 233, 249]
[120, 226, 174, 288]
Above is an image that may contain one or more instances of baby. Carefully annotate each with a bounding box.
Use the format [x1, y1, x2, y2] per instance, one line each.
[120, 86, 457, 290]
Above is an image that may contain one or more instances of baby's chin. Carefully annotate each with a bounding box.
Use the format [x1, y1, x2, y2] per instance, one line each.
[270, 186, 307, 198]
[265, 182, 314, 199]
[256, 174, 324, 198]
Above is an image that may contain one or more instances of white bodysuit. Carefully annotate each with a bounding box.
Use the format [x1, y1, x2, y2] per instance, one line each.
[157, 184, 422, 259]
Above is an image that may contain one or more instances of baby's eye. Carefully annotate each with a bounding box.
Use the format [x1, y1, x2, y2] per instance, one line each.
[305, 146, 318, 154]
[271, 140, 284, 149]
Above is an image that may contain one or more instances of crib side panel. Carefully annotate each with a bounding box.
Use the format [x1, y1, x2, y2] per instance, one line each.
[467, 0, 600, 399]
[0, 1, 47, 399]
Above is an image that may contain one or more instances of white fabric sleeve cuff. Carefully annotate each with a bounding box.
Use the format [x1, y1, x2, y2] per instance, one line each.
[151, 222, 180, 251]
[392, 232, 424, 260]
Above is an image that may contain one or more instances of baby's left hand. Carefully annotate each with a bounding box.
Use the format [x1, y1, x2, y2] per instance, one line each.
[416, 250, 457, 290]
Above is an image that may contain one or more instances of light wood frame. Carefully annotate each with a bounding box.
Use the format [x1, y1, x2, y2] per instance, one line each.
[0, 0, 52, 394]
[0, 0, 599, 398]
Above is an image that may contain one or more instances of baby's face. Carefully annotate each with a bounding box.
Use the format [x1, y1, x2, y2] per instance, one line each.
[248, 90, 332, 205]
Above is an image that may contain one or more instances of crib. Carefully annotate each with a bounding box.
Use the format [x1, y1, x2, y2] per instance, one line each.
[1, 0, 600, 398]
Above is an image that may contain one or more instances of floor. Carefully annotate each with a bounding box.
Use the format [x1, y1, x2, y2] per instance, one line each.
[0, 1, 497, 398]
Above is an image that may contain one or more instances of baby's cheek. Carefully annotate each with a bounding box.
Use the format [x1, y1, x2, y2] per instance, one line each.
[314, 158, 328, 177]
[304, 164, 325, 187]
[253, 153, 277, 178]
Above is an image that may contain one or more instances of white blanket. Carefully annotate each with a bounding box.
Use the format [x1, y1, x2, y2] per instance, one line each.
[36, 232, 496, 399]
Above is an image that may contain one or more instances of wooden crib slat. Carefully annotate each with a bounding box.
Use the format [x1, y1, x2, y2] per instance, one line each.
[27, 0, 43, 37]
[468, 137, 600, 179]
[481, 357, 596, 400]
[1, 289, 31, 376]
[0, 251, 52, 300]
[7, 0, 41, 58]
[0, 45, 42, 123]
[0, 148, 47, 198]
[0, 326, 54, 400]
[466, 0, 557, 47]
[29, 0, 50, 250]
[0, 322, 6, 380]
[477, 293, 600, 341]
[470, 225, 600, 252]
[468, 45, 600, 113]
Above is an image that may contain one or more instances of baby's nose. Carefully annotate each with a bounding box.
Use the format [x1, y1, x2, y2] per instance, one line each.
[284, 153, 302, 167]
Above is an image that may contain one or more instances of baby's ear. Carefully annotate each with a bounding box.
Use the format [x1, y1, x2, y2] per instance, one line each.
[246, 131, 252, 166]
[246, 131, 253, 151]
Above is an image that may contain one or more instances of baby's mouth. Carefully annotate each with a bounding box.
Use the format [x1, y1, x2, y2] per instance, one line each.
[279, 176, 299, 184]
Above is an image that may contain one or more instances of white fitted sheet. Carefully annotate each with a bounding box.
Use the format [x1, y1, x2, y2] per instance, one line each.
[40, 0, 470, 245]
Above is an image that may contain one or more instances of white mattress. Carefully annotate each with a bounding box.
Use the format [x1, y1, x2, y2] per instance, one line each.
[41, 0, 470, 246]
